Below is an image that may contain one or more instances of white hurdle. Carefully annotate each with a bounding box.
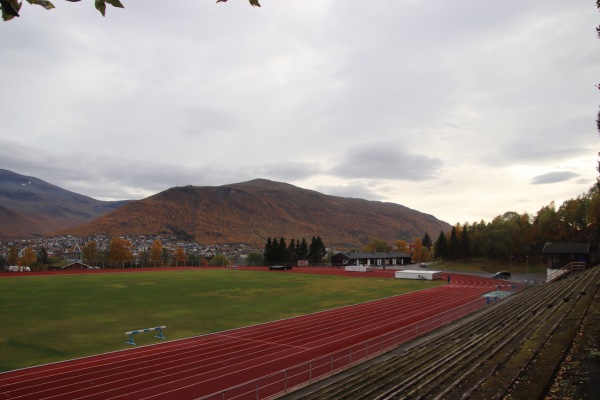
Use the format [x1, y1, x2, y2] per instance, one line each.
[125, 325, 166, 345]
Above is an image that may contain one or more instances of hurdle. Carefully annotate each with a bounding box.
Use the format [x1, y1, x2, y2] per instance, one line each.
[125, 326, 166, 345]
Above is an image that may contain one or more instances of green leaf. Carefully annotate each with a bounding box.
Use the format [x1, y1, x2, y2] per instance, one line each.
[104, 0, 123, 8]
[94, 0, 123, 16]
[249, 0, 260, 6]
[1, 0, 21, 20]
[25, 0, 54, 10]
[95, 0, 105, 16]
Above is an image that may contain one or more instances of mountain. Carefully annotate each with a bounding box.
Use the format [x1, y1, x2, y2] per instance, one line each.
[0, 169, 130, 240]
[61, 179, 451, 248]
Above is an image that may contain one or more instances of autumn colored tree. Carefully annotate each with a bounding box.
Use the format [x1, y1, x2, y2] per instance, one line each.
[587, 190, 600, 227]
[557, 196, 590, 238]
[209, 254, 230, 266]
[108, 237, 133, 265]
[420, 247, 431, 263]
[199, 257, 209, 267]
[532, 203, 560, 244]
[412, 238, 423, 263]
[82, 240, 98, 262]
[395, 240, 409, 254]
[364, 238, 390, 253]
[138, 248, 150, 266]
[7, 246, 18, 266]
[20, 246, 36, 267]
[150, 239, 163, 266]
[173, 247, 186, 266]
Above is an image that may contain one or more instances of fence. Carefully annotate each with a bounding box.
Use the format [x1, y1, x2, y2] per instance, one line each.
[199, 298, 487, 400]
[546, 261, 586, 283]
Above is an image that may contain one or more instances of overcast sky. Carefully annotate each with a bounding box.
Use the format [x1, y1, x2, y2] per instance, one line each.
[1, 0, 598, 225]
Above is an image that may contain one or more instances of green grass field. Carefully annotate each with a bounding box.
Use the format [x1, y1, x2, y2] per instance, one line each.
[0, 269, 443, 372]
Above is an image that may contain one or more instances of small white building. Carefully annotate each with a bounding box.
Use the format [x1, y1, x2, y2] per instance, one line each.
[395, 270, 442, 280]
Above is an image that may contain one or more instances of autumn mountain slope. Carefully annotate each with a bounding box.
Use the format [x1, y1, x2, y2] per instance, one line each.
[0, 169, 129, 240]
[62, 179, 451, 248]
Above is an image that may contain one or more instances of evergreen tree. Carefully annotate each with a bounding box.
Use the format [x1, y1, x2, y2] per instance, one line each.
[434, 231, 448, 261]
[298, 237, 309, 261]
[295, 239, 301, 261]
[461, 224, 470, 260]
[287, 238, 297, 262]
[263, 237, 273, 264]
[308, 236, 327, 264]
[276, 237, 287, 262]
[422, 232, 433, 250]
[38, 246, 49, 266]
[316, 236, 327, 261]
[448, 226, 460, 260]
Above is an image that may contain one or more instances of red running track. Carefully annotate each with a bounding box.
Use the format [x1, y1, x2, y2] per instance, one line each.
[0, 270, 502, 400]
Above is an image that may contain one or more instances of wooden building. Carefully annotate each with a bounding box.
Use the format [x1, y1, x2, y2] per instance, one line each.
[542, 242, 590, 269]
[331, 252, 412, 267]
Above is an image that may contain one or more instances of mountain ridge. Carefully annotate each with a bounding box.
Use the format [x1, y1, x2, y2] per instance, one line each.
[0, 169, 129, 239]
[59, 178, 451, 248]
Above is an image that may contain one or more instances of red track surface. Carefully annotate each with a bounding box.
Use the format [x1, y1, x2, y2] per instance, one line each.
[0, 268, 502, 399]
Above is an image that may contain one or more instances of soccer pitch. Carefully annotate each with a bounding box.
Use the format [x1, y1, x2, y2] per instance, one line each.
[0, 269, 442, 372]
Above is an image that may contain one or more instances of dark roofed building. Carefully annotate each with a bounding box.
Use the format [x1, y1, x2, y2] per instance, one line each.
[542, 242, 590, 269]
[331, 252, 412, 268]
[63, 244, 82, 262]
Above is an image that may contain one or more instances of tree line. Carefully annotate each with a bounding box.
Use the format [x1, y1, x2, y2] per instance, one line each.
[432, 186, 600, 264]
[1, 237, 232, 270]
[356, 185, 599, 266]
[263, 236, 327, 266]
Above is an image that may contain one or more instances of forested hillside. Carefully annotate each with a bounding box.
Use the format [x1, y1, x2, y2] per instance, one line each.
[60, 179, 451, 248]
[0, 169, 129, 239]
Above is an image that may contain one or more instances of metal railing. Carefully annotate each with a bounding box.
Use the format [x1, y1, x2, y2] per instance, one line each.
[546, 261, 586, 283]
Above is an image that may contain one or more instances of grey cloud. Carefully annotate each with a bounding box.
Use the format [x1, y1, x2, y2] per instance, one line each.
[315, 183, 385, 202]
[0, 139, 322, 200]
[531, 171, 579, 185]
[328, 144, 442, 181]
[248, 161, 322, 182]
[0, 1, 596, 225]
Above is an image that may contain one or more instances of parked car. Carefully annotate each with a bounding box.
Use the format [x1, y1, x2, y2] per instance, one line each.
[269, 265, 292, 271]
[492, 271, 511, 280]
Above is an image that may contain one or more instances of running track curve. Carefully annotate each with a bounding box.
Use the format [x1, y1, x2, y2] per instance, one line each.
[0, 269, 503, 400]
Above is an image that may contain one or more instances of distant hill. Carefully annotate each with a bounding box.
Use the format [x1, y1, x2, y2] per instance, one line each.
[0, 169, 129, 240]
[61, 179, 451, 249]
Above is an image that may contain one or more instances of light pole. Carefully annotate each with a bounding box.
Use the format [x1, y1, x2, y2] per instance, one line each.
[526, 255, 529, 286]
